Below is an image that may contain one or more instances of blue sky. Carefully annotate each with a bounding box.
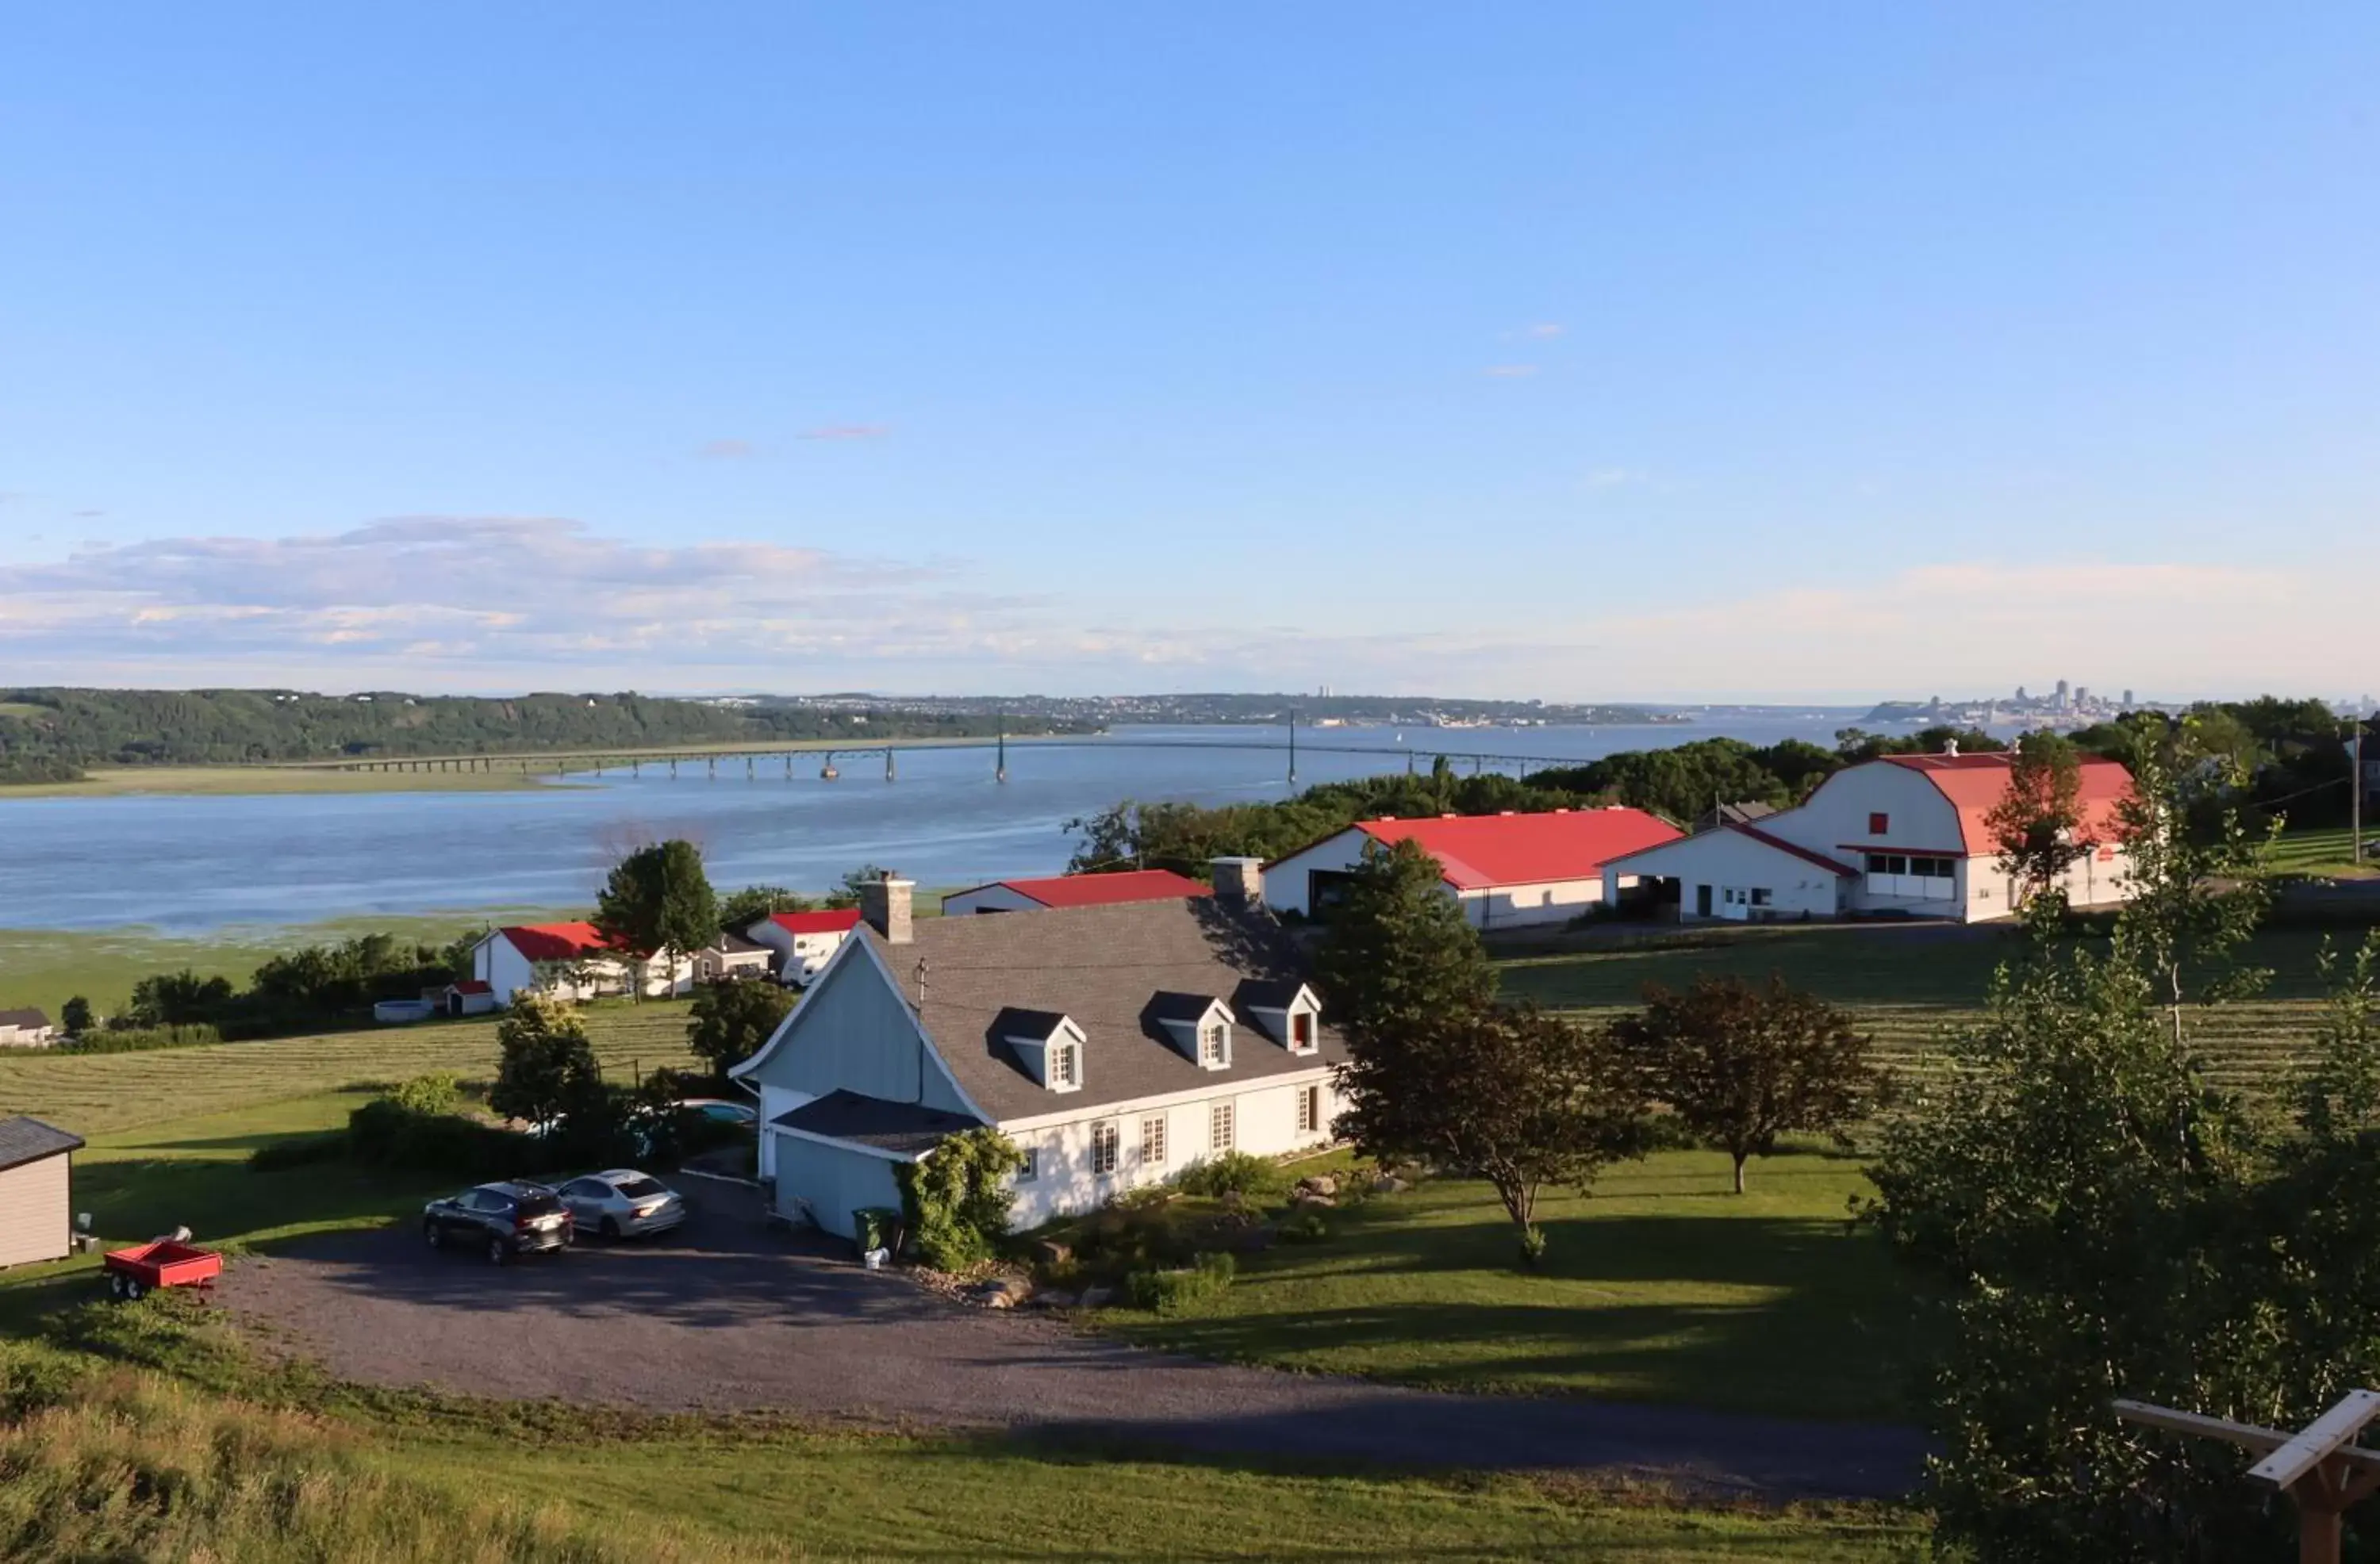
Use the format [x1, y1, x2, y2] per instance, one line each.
[2, 6, 2373, 701]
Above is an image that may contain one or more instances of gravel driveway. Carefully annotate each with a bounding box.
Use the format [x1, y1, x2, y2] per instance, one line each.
[221, 1185, 1923, 1500]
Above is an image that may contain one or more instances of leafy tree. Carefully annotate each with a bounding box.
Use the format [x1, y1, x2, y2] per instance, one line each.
[1338, 999, 1648, 1266]
[686, 979, 795, 1078]
[823, 864, 892, 910]
[1608, 974, 1877, 1193]
[716, 883, 812, 933]
[1311, 838, 1495, 1050]
[489, 995, 599, 1131]
[122, 969, 236, 1028]
[1985, 730, 2089, 907]
[593, 838, 719, 997]
[59, 996, 93, 1037]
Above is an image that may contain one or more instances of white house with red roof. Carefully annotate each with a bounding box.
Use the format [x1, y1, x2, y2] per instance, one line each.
[468, 922, 695, 1006]
[1261, 807, 1685, 930]
[942, 868, 1211, 917]
[1601, 749, 2135, 924]
[743, 908, 866, 987]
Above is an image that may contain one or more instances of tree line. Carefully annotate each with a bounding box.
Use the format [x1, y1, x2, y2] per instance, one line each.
[1066, 699, 2368, 880]
[0, 687, 1088, 783]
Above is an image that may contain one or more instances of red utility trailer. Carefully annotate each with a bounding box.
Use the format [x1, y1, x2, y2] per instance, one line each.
[102, 1240, 221, 1301]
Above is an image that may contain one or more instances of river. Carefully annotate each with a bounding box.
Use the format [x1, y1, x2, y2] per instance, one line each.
[1, 714, 1948, 933]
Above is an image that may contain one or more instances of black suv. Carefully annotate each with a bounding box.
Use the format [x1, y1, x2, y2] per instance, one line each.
[422, 1181, 574, 1264]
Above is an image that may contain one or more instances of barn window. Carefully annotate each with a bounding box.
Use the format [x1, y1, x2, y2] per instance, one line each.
[1141, 1115, 1168, 1166]
[1296, 1085, 1321, 1134]
[1090, 1121, 1119, 1176]
[1016, 1146, 1039, 1183]
[1868, 812, 1890, 835]
[1210, 1100, 1235, 1153]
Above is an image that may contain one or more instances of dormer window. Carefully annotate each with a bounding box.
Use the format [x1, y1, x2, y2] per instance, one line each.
[1200, 1022, 1227, 1068]
[1290, 1011, 1315, 1054]
[999, 1009, 1085, 1094]
[1232, 979, 1322, 1054]
[1152, 993, 1235, 1068]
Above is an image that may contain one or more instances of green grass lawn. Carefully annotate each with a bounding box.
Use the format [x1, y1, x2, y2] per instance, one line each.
[0, 910, 574, 1018]
[0, 1000, 701, 1133]
[1497, 921, 2358, 1098]
[2260, 824, 2378, 880]
[1100, 1148, 1917, 1422]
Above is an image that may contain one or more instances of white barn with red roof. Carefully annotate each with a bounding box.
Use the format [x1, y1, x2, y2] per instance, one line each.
[942, 868, 1211, 917]
[1602, 749, 2135, 924]
[743, 907, 866, 987]
[468, 922, 694, 1006]
[1261, 807, 1685, 930]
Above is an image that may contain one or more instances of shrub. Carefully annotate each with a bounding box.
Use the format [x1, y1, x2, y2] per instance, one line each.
[1169, 1151, 1291, 1204]
[1276, 1211, 1330, 1244]
[387, 1071, 463, 1116]
[896, 1128, 1024, 1269]
[1125, 1252, 1236, 1314]
[247, 1132, 347, 1173]
[346, 1098, 542, 1180]
[52, 1024, 221, 1056]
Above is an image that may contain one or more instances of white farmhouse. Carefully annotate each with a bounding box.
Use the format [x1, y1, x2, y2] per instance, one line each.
[1600, 750, 2136, 924]
[742, 908, 865, 987]
[1261, 807, 1684, 930]
[942, 868, 1210, 916]
[0, 1009, 56, 1048]
[467, 922, 694, 1006]
[729, 869, 1341, 1238]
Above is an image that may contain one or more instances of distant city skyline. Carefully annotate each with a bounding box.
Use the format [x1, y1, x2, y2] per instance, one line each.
[3, 9, 2374, 700]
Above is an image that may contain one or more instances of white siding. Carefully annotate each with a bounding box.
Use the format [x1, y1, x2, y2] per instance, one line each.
[1000, 1072, 1339, 1229]
[743, 921, 852, 986]
[0, 1152, 71, 1268]
[1603, 830, 1844, 922]
[735, 947, 977, 1118]
[1264, 828, 1607, 928]
[939, 885, 1046, 916]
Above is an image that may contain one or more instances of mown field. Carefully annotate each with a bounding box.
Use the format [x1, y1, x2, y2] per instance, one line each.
[2259, 824, 2377, 880]
[1497, 920, 2362, 1098]
[0, 1001, 701, 1133]
[1104, 1147, 1918, 1422]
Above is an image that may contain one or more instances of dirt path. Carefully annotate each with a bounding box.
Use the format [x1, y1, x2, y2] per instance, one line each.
[221, 1194, 1924, 1501]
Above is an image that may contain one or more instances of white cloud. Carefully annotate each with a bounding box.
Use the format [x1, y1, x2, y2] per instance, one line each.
[1522, 322, 1565, 339]
[798, 424, 890, 442]
[1480, 364, 1538, 379]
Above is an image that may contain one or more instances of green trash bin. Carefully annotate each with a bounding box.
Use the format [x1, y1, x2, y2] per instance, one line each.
[852, 1206, 902, 1260]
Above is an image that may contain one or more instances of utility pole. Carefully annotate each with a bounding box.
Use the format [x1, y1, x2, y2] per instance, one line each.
[1287, 707, 1298, 788]
[996, 712, 1008, 784]
[2353, 723, 2365, 864]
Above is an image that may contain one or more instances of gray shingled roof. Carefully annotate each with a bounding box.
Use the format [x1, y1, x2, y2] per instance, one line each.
[857, 895, 1343, 1123]
[0, 1115, 84, 1174]
[774, 1090, 981, 1158]
[0, 1008, 50, 1030]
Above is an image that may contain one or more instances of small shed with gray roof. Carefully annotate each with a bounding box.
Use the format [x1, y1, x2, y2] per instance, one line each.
[0, 1115, 86, 1268]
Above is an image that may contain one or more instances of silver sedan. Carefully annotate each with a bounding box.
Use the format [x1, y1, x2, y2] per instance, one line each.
[555, 1170, 686, 1240]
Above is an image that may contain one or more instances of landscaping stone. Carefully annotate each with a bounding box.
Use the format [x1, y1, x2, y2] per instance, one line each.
[1296, 1172, 1339, 1198]
[1292, 1190, 1337, 1209]
[1371, 1175, 1410, 1195]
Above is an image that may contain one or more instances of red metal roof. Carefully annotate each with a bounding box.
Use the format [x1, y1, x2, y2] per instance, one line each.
[764, 908, 866, 937]
[1352, 808, 1684, 891]
[497, 922, 626, 962]
[1879, 753, 2134, 856]
[979, 868, 1212, 908]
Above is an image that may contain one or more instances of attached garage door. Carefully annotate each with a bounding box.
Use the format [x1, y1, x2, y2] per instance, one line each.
[773, 1133, 905, 1240]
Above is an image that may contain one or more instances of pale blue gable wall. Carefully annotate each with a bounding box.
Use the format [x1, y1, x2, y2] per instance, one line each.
[774, 1137, 905, 1239]
[743, 946, 977, 1117]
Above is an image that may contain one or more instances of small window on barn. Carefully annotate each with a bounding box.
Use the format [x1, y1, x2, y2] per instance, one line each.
[1296, 1085, 1320, 1134]
[1090, 1121, 1119, 1176]
[1016, 1146, 1039, 1183]
[1868, 812, 1890, 835]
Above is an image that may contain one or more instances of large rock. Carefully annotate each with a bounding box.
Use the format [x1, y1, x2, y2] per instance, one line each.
[1291, 1190, 1337, 1209]
[1370, 1174, 1409, 1195]
[970, 1275, 1034, 1309]
[1295, 1172, 1339, 1198]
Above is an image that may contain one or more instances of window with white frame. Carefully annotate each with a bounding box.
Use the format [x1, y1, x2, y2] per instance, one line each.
[1199, 1020, 1228, 1067]
[1141, 1114, 1167, 1166]
[1090, 1121, 1119, 1176]
[1296, 1084, 1320, 1134]
[1049, 1040, 1079, 1090]
[1210, 1099, 1235, 1152]
[1016, 1145, 1039, 1183]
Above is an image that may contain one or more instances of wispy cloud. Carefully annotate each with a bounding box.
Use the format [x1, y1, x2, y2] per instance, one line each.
[1522, 322, 1565, 339]
[798, 424, 890, 442]
[1583, 467, 1651, 490]
[694, 439, 756, 460]
[1480, 364, 1538, 379]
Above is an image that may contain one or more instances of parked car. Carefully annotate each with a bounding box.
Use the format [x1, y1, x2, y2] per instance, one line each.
[677, 1098, 757, 1127]
[555, 1168, 687, 1240]
[422, 1181, 573, 1264]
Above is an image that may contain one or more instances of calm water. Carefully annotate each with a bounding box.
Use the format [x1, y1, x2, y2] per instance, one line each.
[1, 716, 1916, 933]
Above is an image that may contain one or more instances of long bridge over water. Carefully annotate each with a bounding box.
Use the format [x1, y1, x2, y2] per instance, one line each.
[298, 732, 1601, 787]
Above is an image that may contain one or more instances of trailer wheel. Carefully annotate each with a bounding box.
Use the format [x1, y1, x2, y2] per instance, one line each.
[107, 1273, 126, 1301]
[124, 1279, 146, 1301]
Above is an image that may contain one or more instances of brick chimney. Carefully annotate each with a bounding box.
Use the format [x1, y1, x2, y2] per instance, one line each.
[1211, 857, 1264, 907]
[860, 871, 914, 945]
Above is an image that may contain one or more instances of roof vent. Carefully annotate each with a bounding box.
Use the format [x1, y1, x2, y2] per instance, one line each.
[1944, 738, 1960, 758]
